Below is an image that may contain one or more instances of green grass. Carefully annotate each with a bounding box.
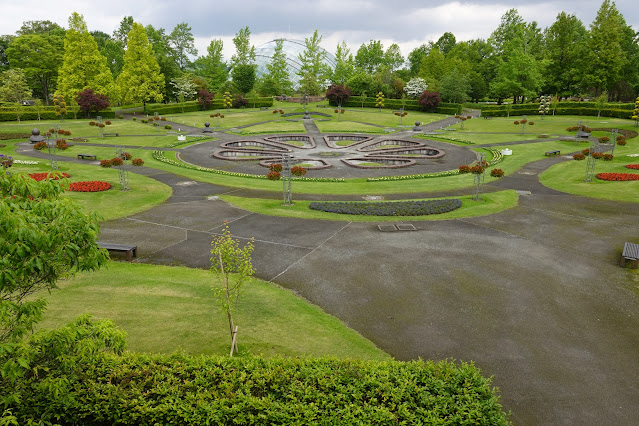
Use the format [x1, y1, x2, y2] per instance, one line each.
[36, 262, 389, 360]
[452, 115, 638, 134]
[335, 140, 359, 146]
[233, 121, 306, 134]
[218, 190, 519, 222]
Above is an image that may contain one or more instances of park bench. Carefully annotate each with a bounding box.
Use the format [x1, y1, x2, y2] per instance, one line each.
[620, 242, 639, 269]
[103, 132, 119, 137]
[98, 242, 137, 261]
[483, 115, 493, 120]
[545, 150, 560, 156]
[77, 154, 97, 161]
[259, 106, 268, 110]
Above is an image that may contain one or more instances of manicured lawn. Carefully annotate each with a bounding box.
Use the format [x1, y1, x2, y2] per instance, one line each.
[450, 114, 638, 134]
[36, 262, 389, 360]
[425, 133, 541, 145]
[219, 190, 519, 222]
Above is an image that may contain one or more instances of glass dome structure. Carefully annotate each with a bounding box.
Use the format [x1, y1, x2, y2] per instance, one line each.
[254, 39, 337, 91]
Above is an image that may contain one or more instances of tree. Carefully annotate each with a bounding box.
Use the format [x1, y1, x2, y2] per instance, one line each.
[231, 64, 256, 95]
[169, 22, 197, 70]
[355, 40, 384, 73]
[75, 88, 110, 117]
[298, 30, 328, 95]
[331, 41, 354, 84]
[439, 68, 470, 103]
[197, 89, 214, 110]
[383, 43, 404, 71]
[0, 35, 13, 71]
[261, 39, 292, 95]
[170, 75, 197, 110]
[404, 77, 428, 98]
[230, 26, 255, 67]
[193, 39, 228, 92]
[583, 0, 626, 95]
[594, 91, 608, 118]
[347, 71, 378, 97]
[146, 25, 179, 98]
[56, 12, 113, 103]
[210, 223, 254, 356]
[407, 44, 430, 76]
[6, 33, 64, 104]
[325, 83, 351, 107]
[16, 20, 64, 37]
[92, 31, 125, 77]
[112, 16, 134, 47]
[434, 32, 457, 55]
[0, 68, 31, 104]
[418, 91, 441, 112]
[115, 22, 165, 105]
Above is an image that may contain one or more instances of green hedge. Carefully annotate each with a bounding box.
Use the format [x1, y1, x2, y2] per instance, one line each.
[13, 353, 509, 425]
[336, 97, 462, 115]
[0, 106, 116, 121]
[481, 103, 634, 119]
[144, 98, 274, 115]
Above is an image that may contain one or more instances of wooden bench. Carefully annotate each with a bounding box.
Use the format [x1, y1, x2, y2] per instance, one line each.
[103, 132, 119, 137]
[77, 154, 97, 161]
[545, 150, 560, 156]
[620, 242, 639, 269]
[98, 242, 137, 261]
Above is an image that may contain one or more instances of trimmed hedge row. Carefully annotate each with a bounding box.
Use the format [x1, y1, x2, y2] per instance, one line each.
[337, 97, 462, 115]
[481, 103, 634, 119]
[309, 199, 463, 216]
[144, 98, 274, 115]
[0, 107, 117, 121]
[13, 353, 509, 425]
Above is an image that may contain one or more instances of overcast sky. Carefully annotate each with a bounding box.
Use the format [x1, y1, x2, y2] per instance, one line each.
[2, 0, 637, 62]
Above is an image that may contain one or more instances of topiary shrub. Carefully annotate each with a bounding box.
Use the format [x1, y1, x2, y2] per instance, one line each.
[110, 157, 123, 166]
[165, 125, 172, 129]
[132, 158, 144, 166]
[490, 168, 504, 177]
[33, 142, 47, 150]
[573, 153, 586, 160]
[266, 171, 281, 180]
[269, 163, 282, 172]
[100, 159, 112, 168]
[291, 166, 307, 176]
[458, 165, 471, 173]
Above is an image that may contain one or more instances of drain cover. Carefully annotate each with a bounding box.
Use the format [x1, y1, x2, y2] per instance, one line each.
[378, 225, 397, 232]
[176, 181, 198, 186]
[397, 224, 417, 231]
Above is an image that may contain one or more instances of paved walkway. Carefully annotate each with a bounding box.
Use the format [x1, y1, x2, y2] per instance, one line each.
[17, 115, 639, 425]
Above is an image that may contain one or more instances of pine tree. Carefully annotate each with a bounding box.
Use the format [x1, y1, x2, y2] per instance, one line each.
[115, 22, 165, 105]
[56, 12, 113, 102]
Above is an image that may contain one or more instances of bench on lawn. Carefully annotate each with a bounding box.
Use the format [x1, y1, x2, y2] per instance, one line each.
[77, 154, 97, 161]
[483, 115, 493, 120]
[545, 150, 560, 156]
[259, 106, 268, 110]
[620, 242, 639, 269]
[98, 242, 137, 261]
[103, 132, 119, 137]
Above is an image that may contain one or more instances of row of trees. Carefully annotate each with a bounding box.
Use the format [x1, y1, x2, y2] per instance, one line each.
[0, 0, 637, 109]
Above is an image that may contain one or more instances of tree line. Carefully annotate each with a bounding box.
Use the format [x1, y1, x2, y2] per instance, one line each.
[0, 0, 637, 110]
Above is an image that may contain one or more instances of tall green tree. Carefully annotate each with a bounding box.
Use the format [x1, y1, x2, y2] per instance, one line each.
[583, 0, 626, 96]
[6, 33, 63, 104]
[230, 26, 255, 68]
[298, 30, 328, 95]
[383, 43, 404, 71]
[355, 40, 384, 73]
[231, 64, 256, 95]
[260, 39, 292, 95]
[56, 12, 113, 103]
[193, 39, 228, 92]
[112, 16, 134, 47]
[331, 41, 354, 84]
[434, 32, 457, 55]
[439, 68, 470, 103]
[169, 22, 197, 70]
[0, 68, 31, 103]
[91, 31, 125, 77]
[146, 25, 179, 98]
[0, 35, 15, 71]
[115, 22, 165, 105]
[407, 44, 430, 76]
[16, 20, 64, 37]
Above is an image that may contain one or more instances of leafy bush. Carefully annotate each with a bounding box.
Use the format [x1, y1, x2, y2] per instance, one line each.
[458, 165, 471, 173]
[602, 153, 614, 161]
[110, 157, 123, 166]
[598, 136, 610, 143]
[33, 142, 47, 151]
[105, 120, 112, 125]
[121, 152, 132, 160]
[418, 91, 441, 112]
[132, 158, 144, 166]
[100, 159, 112, 168]
[118, 115, 124, 119]
[56, 139, 68, 150]
[617, 138, 626, 146]
[310, 199, 462, 216]
[266, 171, 280, 180]
[573, 153, 586, 160]
[592, 152, 603, 159]
[269, 163, 282, 172]
[165, 124, 172, 129]
[490, 168, 504, 177]
[291, 166, 307, 176]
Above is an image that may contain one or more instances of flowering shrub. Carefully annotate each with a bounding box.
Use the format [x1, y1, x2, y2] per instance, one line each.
[105, 120, 112, 125]
[598, 136, 610, 143]
[0, 154, 13, 168]
[582, 148, 592, 156]
[154, 116, 160, 121]
[528, 121, 534, 126]
[617, 139, 626, 146]
[617, 135, 625, 142]
[458, 165, 471, 173]
[29, 172, 70, 181]
[470, 165, 485, 174]
[89, 121, 96, 126]
[161, 117, 166, 121]
[309, 199, 463, 216]
[596, 173, 639, 181]
[69, 181, 111, 192]
[466, 115, 472, 119]
[269, 163, 282, 172]
[98, 123, 105, 128]
[490, 168, 504, 177]
[602, 153, 614, 161]
[56, 139, 68, 150]
[513, 121, 519, 125]
[132, 158, 144, 166]
[573, 153, 586, 160]
[266, 171, 281, 180]
[121, 152, 132, 160]
[100, 159, 112, 168]
[625, 164, 639, 169]
[111, 157, 123, 166]
[33, 142, 47, 150]
[592, 152, 604, 159]
[291, 166, 307, 176]
[58, 129, 71, 136]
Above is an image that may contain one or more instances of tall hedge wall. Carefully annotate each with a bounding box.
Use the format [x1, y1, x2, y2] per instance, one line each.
[13, 353, 509, 425]
[335, 97, 462, 115]
[481, 102, 634, 119]
[144, 97, 274, 115]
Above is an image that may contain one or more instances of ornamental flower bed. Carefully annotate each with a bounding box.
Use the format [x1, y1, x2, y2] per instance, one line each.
[625, 164, 639, 170]
[309, 199, 463, 216]
[68, 181, 111, 192]
[29, 172, 70, 181]
[596, 173, 639, 181]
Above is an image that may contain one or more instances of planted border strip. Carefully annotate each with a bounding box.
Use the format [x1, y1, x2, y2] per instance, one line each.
[309, 199, 462, 216]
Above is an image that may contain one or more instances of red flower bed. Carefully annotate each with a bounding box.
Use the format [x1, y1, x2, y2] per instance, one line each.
[625, 164, 639, 170]
[68, 181, 111, 192]
[29, 172, 70, 181]
[596, 173, 639, 181]
[266, 171, 280, 180]
[291, 166, 307, 176]
[490, 168, 504, 177]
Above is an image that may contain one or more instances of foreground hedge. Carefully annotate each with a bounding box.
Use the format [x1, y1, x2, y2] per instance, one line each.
[14, 353, 509, 425]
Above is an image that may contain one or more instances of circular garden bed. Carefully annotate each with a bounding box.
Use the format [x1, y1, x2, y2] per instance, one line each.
[308, 199, 462, 216]
[68, 181, 111, 192]
[596, 173, 639, 181]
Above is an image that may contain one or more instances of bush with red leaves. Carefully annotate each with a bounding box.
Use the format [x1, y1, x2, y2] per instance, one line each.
[29, 172, 70, 181]
[56, 139, 68, 150]
[110, 157, 123, 166]
[490, 168, 504, 177]
[132, 158, 144, 166]
[33, 142, 47, 150]
[418, 91, 441, 112]
[596, 173, 639, 181]
[458, 165, 471, 173]
[75, 88, 110, 118]
[291, 166, 307, 176]
[573, 153, 586, 160]
[100, 159, 112, 168]
[602, 153, 614, 161]
[266, 171, 281, 180]
[69, 181, 111, 192]
[121, 152, 132, 160]
[269, 163, 282, 172]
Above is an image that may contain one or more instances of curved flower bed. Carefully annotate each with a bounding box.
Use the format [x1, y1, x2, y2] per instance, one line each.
[309, 199, 462, 216]
[625, 164, 639, 170]
[596, 173, 639, 181]
[68, 181, 111, 192]
[29, 172, 70, 181]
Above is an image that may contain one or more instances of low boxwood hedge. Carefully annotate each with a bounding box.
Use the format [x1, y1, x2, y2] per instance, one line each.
[144, 98, 274, 115]
[337, 97, 462, 115]
[309, 199, 462, 216]
[13, 353, 509, 425]
[481, 103, 634, 119]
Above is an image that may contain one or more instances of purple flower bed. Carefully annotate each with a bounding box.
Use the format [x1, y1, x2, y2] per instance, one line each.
[309, 199, 462, 216]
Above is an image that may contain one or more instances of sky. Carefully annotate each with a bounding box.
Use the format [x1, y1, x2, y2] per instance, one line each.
[2, 0, 637, 63]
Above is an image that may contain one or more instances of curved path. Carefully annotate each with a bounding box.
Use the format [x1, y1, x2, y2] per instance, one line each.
[17, 116, 639, 425]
